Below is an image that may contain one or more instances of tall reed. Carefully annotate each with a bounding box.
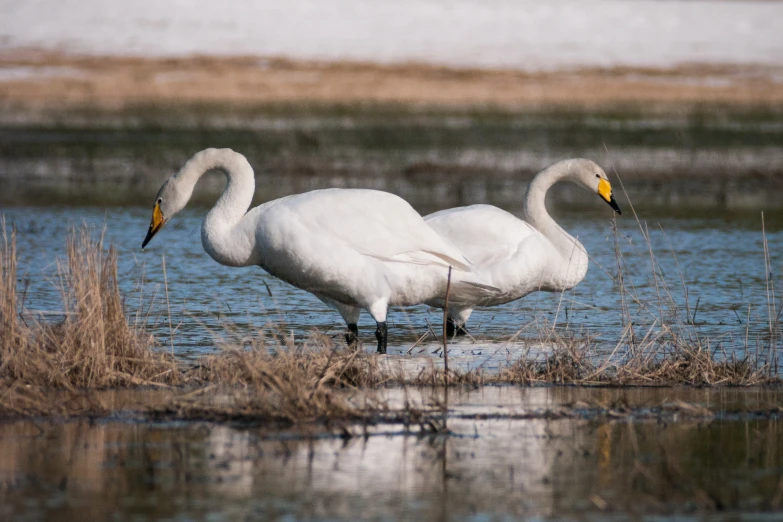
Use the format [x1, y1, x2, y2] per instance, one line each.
[0, 223, 179, 390]
[577, 171, 782, 385]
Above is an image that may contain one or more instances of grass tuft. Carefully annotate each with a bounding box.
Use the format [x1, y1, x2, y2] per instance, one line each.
[177, 334, 383, 423]
[0, 223, 180, 398]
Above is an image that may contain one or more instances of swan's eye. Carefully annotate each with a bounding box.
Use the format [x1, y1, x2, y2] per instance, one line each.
[156, 198, 162, 205]
[595, 173, 600, 178]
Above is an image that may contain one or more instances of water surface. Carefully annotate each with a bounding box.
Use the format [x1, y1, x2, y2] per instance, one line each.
[3, 205, 781, 364]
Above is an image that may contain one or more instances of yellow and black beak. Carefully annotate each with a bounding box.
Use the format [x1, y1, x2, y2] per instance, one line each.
[141, 203, 166, 248]
[598, 178, 622, 215]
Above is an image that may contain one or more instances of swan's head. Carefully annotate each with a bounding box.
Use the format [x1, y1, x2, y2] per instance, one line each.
[141, 148, 248, 248]
[141, 174, 194, 248]
[570, 159, 622, 215]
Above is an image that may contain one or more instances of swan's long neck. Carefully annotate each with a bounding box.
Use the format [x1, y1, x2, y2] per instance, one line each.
[523, 162, 588, 289]
[176, 149, 257, 267]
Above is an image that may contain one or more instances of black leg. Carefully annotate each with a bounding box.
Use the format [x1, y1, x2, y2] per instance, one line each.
[375, 321, 387, 354]
[446, 317, 469, 337]
[456, 323, 469, 337]
[446, 317, 457, 337]
[345, 323, 359, 349]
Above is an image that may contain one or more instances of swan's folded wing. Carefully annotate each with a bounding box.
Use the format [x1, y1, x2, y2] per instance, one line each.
[288, 189, 476, 272]
[370, 250, 471, 273]
[425, 204, 538, 268]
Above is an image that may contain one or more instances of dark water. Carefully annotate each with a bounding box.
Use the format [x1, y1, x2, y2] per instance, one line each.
[2, 387, 782, 520]
[2, 205, 781, 365]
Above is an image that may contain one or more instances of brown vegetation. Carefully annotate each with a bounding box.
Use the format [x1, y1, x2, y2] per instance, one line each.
[1, 51, 782, 120]
[175, 336, 385, 424]
[0, 225, 388, 420]
[0, 223, 180, 395]
[0, 212, 780, 421]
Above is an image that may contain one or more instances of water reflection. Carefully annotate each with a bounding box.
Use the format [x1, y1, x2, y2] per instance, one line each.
[1, 387, 782, 520]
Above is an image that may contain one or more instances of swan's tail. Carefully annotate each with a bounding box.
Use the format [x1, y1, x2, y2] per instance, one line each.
[371, 249, 501, 306]
[430, 269, 501, 308]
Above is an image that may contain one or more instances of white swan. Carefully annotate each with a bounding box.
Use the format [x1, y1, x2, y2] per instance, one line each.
[141, 148, 497, 353]
[424, 158, 621, 335]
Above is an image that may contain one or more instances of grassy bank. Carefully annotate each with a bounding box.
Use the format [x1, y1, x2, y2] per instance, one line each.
[2, 53, 782, 110]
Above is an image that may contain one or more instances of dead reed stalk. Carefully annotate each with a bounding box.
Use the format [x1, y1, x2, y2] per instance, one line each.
[0, 222, 21, 359]
[442, 265, 452, 382]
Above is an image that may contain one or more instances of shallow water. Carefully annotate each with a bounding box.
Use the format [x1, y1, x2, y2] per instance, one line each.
[2, 205, 781, 365]
[2, 386, 782, 520]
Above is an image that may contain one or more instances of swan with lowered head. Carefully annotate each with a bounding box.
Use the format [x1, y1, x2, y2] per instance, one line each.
[424, 158, 621, 335]
[141, 148, 497, 353]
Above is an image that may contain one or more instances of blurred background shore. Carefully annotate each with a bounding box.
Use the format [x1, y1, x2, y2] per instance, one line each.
[1, 0, 782, 210]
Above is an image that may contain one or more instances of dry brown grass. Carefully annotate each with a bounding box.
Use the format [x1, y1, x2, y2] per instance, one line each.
[561, 172, 782, 386]
[498, 346, 594, 385]
[491, 342, 773, 386]
[0, 224, 390, 421]
[2, 52, 782, 116]
[0, 223, 180, 396]
[482, 319, 777, 387]
[1, 207, 781, 421]
[616, 347, 763, 386]
[188, 332, 372, 387]
[176, 334, 385, 423]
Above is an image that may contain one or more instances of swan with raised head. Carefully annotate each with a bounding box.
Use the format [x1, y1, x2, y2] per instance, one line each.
[424, 158, 621, 336]
[141, 148, 497, 353]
